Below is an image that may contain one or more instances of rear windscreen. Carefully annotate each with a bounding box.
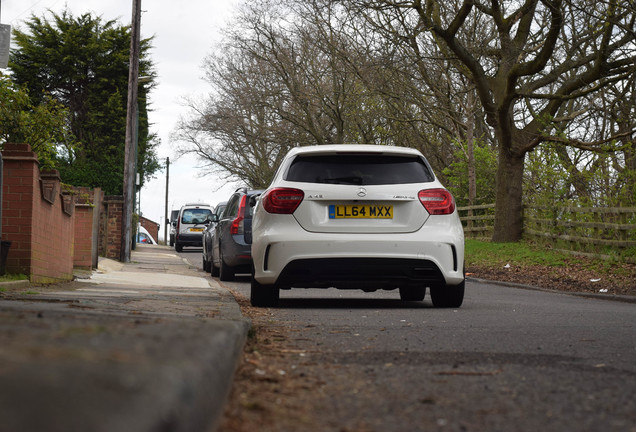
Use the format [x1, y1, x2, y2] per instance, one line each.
[181, 209, 211, 224]
[285, 154, 435, 185]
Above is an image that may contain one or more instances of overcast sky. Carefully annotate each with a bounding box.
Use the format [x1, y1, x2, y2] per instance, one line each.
[2, 0, 242, 240]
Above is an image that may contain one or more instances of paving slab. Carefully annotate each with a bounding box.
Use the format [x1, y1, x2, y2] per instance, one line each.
[0, 244, 249, 432]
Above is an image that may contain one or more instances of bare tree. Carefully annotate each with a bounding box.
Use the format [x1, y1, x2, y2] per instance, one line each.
[174, 0, 379, 186]
[353, 0, 635, 241]
[173, 48, 292, 188]
[176, 0, 633, 222]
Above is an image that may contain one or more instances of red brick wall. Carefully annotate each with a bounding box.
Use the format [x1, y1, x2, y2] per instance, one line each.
[1, 143, 74, 282]
[2, 143, 127, 279]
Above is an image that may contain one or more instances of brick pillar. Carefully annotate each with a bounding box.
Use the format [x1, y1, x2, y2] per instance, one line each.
[73, 187, 96, 270]
[1, 143, 39, 275]
[32, 170, 74, 282]
[101, 196, 124, 260]
[91, 188, 103, 268]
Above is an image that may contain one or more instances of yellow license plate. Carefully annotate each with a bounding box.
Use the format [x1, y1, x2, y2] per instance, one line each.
[329, 205, 393, 219]
[189, 227, 204, 232]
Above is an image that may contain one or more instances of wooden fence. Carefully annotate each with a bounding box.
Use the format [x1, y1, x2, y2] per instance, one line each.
[457, 204, 496, 240]
[457, 203, 636, 259]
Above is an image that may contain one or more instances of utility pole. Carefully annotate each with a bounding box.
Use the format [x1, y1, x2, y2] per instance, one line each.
[0, 0, 11, 70]
[164, 157, 170, 244]
[120, 0, 142, 262]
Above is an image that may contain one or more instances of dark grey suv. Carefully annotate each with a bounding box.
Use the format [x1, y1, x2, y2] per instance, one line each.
[211, 188, 263, 281]
[202, 202, 227, 273]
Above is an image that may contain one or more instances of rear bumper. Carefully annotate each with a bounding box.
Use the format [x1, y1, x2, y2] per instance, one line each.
[176, 233, 203, 246]
[222, 235, 253, 268]
[252, 215, 464, 287]
[274, 257, 448, 289]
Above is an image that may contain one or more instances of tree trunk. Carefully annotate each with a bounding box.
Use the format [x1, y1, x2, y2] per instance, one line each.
[492, 146, 525, 242]
[466, 91, 477, 208]
[466, 103, 476, 230]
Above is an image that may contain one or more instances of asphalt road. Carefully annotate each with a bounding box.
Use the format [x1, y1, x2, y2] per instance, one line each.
[178, 248, 636, 432]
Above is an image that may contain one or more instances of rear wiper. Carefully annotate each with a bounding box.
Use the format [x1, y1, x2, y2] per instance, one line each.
[320, 176, 363, 185]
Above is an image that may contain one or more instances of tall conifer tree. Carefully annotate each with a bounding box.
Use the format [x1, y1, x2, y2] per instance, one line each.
[10, 9, 160, 194]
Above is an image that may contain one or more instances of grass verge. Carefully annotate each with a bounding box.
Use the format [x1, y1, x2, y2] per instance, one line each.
[465, 239, 635, 296]
[0, 274, 28, 282]
[466, 239, 576, 267]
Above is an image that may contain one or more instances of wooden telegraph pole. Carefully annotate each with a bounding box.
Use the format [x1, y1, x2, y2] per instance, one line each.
[164, 157, 170, 244]
[121, 0, 142, 262]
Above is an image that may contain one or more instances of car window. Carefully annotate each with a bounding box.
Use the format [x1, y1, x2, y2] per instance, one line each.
[215, 205, 227, 217]
[285, 154, 434, 185]
[181, 208, 212, 224]
[223, 195, 240, 218]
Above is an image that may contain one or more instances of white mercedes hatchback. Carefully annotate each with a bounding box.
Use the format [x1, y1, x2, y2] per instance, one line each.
[250, 144, 465, 307]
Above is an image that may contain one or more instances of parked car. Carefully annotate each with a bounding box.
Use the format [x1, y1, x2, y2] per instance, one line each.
[211, 188, 263, 281]
[250, 144, 465, 307]
[136, 225, 157, 245]
[202, 201, 227, 273]
[169, 209, 179, 246]
[174, 203, 213, 252]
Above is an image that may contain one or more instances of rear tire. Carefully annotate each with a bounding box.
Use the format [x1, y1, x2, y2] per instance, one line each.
[219, 249, 235, 281]
[202, 255, 211, 273]
[399, 286, 425, 301]
[430, 280, 465, 308]
[210, 247, 219, 277]
[250, 278, 280, 307]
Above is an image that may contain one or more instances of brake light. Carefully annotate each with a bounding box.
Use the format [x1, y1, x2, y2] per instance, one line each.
[418, 189, 456, 215]
[262, 188, 304, 214]
[230, 195, 247, 234]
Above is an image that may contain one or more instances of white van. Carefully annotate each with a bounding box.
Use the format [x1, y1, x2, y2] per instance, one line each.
[174, 203, 213, 252]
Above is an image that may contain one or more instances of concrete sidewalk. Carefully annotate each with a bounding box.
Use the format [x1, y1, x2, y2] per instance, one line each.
[0, 244, 249, 432]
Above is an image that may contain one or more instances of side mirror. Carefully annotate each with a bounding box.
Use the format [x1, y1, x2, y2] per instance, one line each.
[211, 214, 219, 223]
[249, 194, 261, 207]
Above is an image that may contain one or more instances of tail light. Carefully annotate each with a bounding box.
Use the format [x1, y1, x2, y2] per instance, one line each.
[230, 195, 247, 234]
[418, 189, 456, 215]
[262, 188, 304, 214]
